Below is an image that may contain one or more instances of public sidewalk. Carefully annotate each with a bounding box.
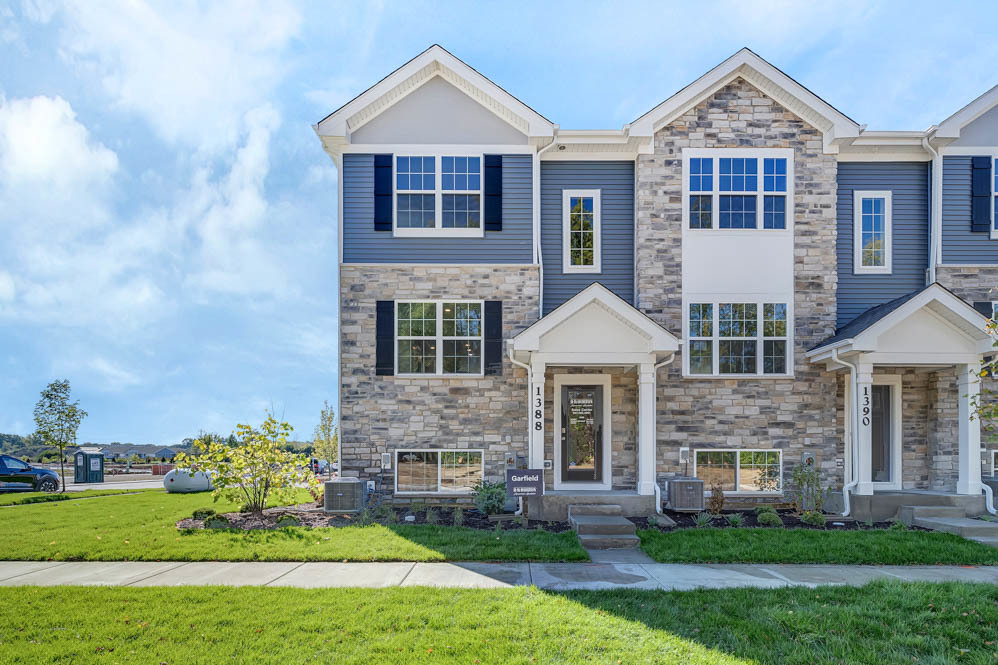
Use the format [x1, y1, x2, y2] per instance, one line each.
[2, 560, 998, 591]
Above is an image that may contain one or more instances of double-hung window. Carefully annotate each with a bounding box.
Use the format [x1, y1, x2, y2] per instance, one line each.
[562, 189, 601, 273]
[684, 149, 793, 231]
[686, 302, 790, 377]
[694, 449, 782, 492]
[395, 155, 482, 236]
[852, 190, 892, 274]
[396, 301, 483, 376]
[395, 449, 484, 494]
[993, 158, 998, 237]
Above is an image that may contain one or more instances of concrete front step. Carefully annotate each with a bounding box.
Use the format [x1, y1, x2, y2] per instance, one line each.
[969, 536, 998, 548]
[570, 514, 637, 536]
[898, 505, 967, 524]
[912, 516, 998, 538]
[567, 504, 623, 518]
[578, 533, 641, 550]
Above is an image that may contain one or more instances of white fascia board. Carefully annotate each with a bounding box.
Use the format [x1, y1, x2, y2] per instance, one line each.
[936, 84, 998, 139]
[628, 49, 859, 149]
[316, 45, 554, 141]
[510, 283, 680, 353]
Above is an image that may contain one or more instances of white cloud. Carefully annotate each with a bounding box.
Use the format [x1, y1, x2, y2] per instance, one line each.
[53, 0, 301, 152]
[0, 271, 14, 303]
[88, 356, 140, 391]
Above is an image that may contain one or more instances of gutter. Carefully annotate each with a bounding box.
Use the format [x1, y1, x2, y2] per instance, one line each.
[533, 135, 560, 319]
[651, 353, 676, 514]
[832, 348, 859, 517]
[508, 344, 532, 516]
[922, 132, 941, 285]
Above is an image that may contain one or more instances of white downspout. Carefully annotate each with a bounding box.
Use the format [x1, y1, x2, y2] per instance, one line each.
[922, 134, 940, 285]
[508, 345, 532, 516]
[533, 135, 559, 319]
[833, 348, 859, 517]
[651, 353, 676, 514]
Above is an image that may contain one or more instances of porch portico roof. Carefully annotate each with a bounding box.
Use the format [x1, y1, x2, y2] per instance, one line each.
[509, 283, 680, 366]
[806, 283, 993, 367]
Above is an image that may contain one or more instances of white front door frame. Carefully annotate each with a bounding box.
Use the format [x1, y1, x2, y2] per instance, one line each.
[553, 373, 612, 491]
[845, 372, 904, 492]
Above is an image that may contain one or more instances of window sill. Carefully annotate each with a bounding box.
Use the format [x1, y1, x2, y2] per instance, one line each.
[683, 373, 795, 380]
[562, 266, 602, 274]
[394, 491, 475, 496]
[853, 267, 892, 276]
[702, 491, 784, 497]
[394, 228, 485, 238]
[394, 373, 486, 379]
[685, 228, 791, 234]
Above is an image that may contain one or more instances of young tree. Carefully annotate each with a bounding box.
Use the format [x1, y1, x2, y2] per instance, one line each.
[174, 415, 318, 517]
[33, 380, 88, 493]
[312, 400, 338, 477]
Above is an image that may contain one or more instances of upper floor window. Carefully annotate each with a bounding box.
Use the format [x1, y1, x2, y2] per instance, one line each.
[396, 301, 483, 376]
[993, 158, 997, 233]
[686, 301, 790, 377]
[395, 155, 482, 237]
[562, 189, 601, 273]
[684, 149, 793, 231]
[852, 190, 892, 275]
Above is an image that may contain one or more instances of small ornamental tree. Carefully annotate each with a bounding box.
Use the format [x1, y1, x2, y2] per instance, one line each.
[33, 379, 88, 493]
[312, 399, 338, 477]
[174, 416, 318, 516]
[972, 317, 998, 440]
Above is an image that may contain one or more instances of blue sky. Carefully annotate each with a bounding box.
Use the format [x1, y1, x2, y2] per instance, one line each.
[2, 1, 997, 445]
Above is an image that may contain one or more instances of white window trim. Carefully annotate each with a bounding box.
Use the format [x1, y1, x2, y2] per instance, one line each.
[394, 299, 485, 378]
[991, 449, 997, 476]
[692, 448, 784, 495]
[992, 157, 998, 241]
[682, 148, 795, 234]
[393, 448, 485, 495]
[393, 151, 485, 238]
[561, 189, 602, 274]
[552, 373, 612, 491]
[853, 190, 893, 275]
[682, 301, 794, 378]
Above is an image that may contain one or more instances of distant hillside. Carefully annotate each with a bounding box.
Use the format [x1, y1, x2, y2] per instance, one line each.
[0, 433, 42, 454]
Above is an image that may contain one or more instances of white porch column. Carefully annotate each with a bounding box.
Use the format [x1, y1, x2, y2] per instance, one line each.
[637, 362, 657, 496]
[957, 363, 983, 495]
[528, 360, 546, 471]
[855, 361, 875, 496]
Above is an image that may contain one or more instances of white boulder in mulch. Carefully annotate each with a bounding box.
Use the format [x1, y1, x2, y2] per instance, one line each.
[163, 468, 214, 493]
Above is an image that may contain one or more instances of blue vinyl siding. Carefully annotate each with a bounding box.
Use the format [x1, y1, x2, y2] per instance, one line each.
[342, 153, 532, 263]
[836, 162, 928, 327]
[942, 156, 998, 264]
[540, 161, 634, 314]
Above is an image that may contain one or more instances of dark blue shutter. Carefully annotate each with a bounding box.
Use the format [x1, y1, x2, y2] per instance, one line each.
[971, 156, 992, 233]
[483, 155, 502, 232]
[483, 300, 503, 375]
[374, 154, 393, 232]
[375, 301, 395, 376]
[973, 301, 994, 318]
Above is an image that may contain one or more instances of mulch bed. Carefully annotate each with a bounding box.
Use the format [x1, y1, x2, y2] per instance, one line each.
[631, 508, 930, 532]
[177, 503, 573, 533]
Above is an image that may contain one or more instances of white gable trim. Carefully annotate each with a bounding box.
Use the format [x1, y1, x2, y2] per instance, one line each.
[936, 84, 998, 139]
[807, 284, 993, 362]
[510, 283, 680, 358]
[628, 48, 860, 154]
[316, 45, 554, 141]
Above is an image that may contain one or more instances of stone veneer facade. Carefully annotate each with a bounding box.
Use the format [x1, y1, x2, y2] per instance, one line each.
[338, 264, 539, 495]
[634, 77, 842, 488]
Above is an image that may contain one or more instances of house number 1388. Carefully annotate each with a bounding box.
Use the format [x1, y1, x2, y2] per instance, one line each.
[533, 386, 542, 431]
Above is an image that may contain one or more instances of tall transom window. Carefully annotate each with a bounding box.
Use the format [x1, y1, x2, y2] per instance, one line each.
[562, 189, 602, 273]
[684, 149, 793, 230]
[852, 190, 893, 275]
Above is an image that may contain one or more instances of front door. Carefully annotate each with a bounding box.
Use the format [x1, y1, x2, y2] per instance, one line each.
[560, 385, 604, 483]
[871, 384, 894, 484]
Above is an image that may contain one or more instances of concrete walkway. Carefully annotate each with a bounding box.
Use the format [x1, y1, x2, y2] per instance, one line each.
[2, 560, 998, 591]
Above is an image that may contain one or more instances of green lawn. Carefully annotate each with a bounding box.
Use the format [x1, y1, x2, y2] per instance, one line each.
[0, 490, 586, 562]
[639, 527, 998, 565]
[2, 582, 996, 664]
[0, 488, 150, 506]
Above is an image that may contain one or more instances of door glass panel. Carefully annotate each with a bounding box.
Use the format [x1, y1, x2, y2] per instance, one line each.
[563, 386, 601, 482]
[871, 385, 892, 483]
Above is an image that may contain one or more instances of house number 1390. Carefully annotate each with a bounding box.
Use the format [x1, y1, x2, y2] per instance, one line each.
[533, 386, 542, 431]
[861, 386, 871, 427]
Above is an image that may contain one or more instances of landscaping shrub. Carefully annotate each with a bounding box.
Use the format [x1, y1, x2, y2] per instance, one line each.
[789, 463, 824, 513]
[694, 511, 714, 528]
[754, 504, 777, 516]
[203, 515, 230, 529]
[173, 415, 319, 516]
[888, 520, 909, 532]
[192, 508, 216, 520]
[425, 508, 439, 525]
[452, 507, 464, 527]
[275, 514, 301, 527]
[756, 511, 783, 527]
[725, 512, 745, 527]
[801, 510, 826, 528]
[707, 482, 725, 514]
[473, 480, 507, 515]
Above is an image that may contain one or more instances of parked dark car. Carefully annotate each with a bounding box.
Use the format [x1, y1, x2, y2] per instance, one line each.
[0, 455, 60, 492]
